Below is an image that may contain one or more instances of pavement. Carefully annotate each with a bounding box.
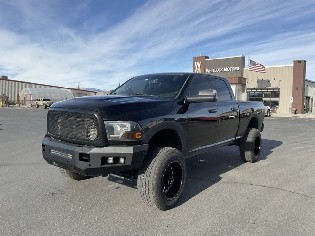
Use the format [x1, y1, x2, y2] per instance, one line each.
[0, 107, 315, 236]
[270, 112, 315, 119]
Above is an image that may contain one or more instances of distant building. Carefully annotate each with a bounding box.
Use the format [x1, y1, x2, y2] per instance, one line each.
[96, 91, 111, 96]
[193, 55, 315, 114]
[19, 88, 74, 106]
[0, 76, 97, 107]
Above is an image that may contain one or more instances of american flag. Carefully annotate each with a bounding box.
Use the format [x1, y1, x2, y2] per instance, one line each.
[248, 59, 266, 73]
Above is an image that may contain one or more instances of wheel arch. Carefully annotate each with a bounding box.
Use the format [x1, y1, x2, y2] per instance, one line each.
[147, 129, 183, 152]
[237, 114, 263, 139]
[247, 116, 259, 129]
[142, 122, 186, 154]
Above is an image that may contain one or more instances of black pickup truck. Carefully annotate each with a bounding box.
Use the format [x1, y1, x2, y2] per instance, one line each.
[42, 73, 265, 210]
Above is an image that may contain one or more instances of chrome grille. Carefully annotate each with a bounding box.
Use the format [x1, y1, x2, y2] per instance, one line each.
[47, 110, 100, 145]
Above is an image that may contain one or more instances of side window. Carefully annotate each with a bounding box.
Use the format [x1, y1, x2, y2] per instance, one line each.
[186, 76, 210, 96]
[209, 77, 232, 101]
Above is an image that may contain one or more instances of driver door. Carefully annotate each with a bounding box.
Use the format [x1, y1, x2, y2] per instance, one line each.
[186, 75, 220, 153]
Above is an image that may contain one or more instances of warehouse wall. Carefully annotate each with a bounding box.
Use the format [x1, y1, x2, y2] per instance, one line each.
[0, 77, 49, 105]
[0, 76, 96, 106]
[244, 66, 294, 114]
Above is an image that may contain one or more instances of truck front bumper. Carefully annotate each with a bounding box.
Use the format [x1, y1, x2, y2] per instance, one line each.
[42, 137, 149, 177]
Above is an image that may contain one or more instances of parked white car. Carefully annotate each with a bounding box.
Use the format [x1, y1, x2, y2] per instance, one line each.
[264, 105, 271, 117]
[35, 98, 53, 109]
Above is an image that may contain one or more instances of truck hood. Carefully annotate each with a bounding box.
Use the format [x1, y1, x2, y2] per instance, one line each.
[51, 95, 175, 121]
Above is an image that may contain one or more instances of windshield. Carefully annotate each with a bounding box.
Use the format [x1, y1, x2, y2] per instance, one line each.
[112, 74, 188, 98]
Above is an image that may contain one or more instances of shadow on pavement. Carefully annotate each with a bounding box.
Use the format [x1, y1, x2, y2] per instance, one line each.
[107, 174, 137, 189]
[178, 138, 282, 206]
[260, 139, 283, 160]
[106, 139, 283, 208]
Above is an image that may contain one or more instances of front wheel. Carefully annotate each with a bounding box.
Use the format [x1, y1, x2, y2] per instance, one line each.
[239, 128, 261, 163]
[137, 147, 186, 211]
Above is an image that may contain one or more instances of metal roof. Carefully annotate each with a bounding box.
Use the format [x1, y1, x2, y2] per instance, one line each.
[20, 87, 74, 102]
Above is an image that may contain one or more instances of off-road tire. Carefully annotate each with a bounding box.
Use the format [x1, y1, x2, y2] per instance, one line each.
[137, 147, 186, 211]
[59, 168, 89, 181]
[239, 128, 261, 163]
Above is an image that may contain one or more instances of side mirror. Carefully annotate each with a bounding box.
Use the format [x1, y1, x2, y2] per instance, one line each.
[185, 89, 217, 104]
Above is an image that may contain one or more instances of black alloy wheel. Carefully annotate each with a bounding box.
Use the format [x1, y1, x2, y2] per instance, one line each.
[161, 161, 183, 200]
[254, 136, 261, 156]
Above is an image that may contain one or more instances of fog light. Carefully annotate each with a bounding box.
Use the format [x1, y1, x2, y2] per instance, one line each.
[107, 157, 114, 164]
[79, 153, 90, 162]
[119, 157, 125, 164]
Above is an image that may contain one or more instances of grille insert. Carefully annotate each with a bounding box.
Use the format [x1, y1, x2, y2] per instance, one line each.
[48, 111, 100, 145]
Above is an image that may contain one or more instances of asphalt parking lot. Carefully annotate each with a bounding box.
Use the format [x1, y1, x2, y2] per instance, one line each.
[0, 108, 315, 236]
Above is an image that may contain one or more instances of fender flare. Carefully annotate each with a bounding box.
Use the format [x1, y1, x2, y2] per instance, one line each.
[141, 121, 187, 154]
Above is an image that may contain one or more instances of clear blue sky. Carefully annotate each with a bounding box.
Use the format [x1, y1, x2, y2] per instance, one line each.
[0, 0, 315, 90]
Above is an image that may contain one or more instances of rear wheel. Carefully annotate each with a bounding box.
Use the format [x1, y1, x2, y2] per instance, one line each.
[137, 147, 186, 211]
[59, 168, 89, 181]
[239, 128, 261, 163]
[35, 104, 39, 108]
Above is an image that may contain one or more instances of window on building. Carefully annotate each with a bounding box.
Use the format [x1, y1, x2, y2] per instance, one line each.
[247, 89, 280, 111]
[271, 91, 280, 98]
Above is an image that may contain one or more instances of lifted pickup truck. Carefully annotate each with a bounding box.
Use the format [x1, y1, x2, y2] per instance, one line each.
[42, 73, 265, 210]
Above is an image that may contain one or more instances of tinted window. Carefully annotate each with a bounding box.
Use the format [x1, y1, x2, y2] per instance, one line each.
[209, 77, 232, 101]
[113, 74, 187, 98]
[186, 76, 211, 96]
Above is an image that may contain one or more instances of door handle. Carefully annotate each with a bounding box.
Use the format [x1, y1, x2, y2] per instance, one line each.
[208, 108, 218, 113]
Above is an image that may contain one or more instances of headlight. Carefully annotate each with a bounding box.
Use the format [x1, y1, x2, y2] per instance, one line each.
[104, 121, 143, 141]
